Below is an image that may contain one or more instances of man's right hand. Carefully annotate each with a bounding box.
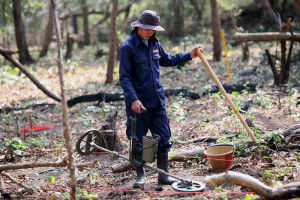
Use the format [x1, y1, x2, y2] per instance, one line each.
[131, 100, 146, 113]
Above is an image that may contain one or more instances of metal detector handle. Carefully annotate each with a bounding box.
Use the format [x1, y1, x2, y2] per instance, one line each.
[129, 108, 147, 164]
[132, 108, 147, 118]
[131, 108, 146, 137]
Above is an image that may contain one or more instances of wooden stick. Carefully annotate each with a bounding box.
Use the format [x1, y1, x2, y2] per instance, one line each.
[0, 47, 61, 102]
[0, 174, 10, 198]
[51, 0, 77, 199]
[0, 158, 99, 171]
[1, 172, 32, 190]
[196, 49, 258, 144]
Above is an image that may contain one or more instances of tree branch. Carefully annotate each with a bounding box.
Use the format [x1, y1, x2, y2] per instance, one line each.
[1, 172, 32, 191]
[205, 171, 300, 199]
[0, 47, 61, 102]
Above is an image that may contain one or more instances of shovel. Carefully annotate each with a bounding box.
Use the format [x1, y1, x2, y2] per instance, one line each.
[196, 49, 258, 145]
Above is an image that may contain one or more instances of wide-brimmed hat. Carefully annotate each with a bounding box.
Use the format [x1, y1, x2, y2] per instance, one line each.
[131, 10, 165, 31]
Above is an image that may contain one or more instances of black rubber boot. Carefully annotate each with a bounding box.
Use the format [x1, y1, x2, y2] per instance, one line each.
[133, 166, 146, 188]
[157, 153, 177, 185]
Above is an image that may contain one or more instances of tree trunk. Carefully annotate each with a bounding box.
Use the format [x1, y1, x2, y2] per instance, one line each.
[265, 49, 280, 86]
[72, 15, 79, 34]
[80, 0, 90, 46]
[40, 2, 54, 57]
[65, 33, 74, 59]
[12, 0, 34, 65]
[51, 0, 77, 199]
[1, 0, 6, 48]
[105, 0, 118, 84]
[241, 42, 249, 61]
[171, 0, 184, 42]
[210, 0, 222, 61]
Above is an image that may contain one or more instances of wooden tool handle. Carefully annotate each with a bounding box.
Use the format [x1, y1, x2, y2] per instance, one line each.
[196, 49, 258, 145]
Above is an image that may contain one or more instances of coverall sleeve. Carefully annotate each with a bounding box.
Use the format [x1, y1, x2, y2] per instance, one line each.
[119, 46, 138, 104]
[158, 42, 192, 67]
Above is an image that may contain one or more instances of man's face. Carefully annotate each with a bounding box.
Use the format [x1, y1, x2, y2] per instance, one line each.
[137, 27, 155, 40]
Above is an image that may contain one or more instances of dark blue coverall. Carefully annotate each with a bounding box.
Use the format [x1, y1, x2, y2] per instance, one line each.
[119, 31, 192, 153]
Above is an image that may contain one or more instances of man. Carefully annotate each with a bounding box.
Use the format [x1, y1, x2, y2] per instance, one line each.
[119, 10, 202, 188]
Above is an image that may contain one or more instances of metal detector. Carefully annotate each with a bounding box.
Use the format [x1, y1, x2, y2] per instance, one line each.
[76, 110, 206, 192]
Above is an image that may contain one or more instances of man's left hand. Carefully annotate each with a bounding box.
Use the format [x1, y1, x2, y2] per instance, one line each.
[190, 46, 203, 59]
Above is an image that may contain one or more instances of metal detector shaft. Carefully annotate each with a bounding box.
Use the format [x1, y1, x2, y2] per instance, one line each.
[90, 142, 191, 184]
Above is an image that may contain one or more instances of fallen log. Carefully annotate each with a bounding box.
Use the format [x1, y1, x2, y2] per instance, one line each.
[205, 171, 300, 199]
[170, 147, 206, 162]
[67, 89, 200, 107]
[202, 83, 258, 96]
[164, 89, 200, 100]
[177, 134, 237, 145]
[111, 161, 133, 173]
[0, 103, 55, 114]
[67, 92, 124, 107]
[0, 158, 98, 171]
[234, 32, 300, 42]
[111, 147, 206, 173]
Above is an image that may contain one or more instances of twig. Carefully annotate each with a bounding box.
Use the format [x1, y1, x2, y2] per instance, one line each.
[0, 174, 10, 199]
[1, 172, 32, 191]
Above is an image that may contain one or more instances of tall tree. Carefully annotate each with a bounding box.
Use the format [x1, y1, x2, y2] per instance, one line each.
[170, 0, 184, 42]
[1, 0, 7, 48]
[40, 2, 54, 57]
[105, 0, 118, 84]
[80, 0, 90, 45]
[210, 0, 222, 61]
[72, 15, 79, 34]
[12, 0, 34, 64]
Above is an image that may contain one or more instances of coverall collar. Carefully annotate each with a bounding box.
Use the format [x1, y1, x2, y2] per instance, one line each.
[133, 32, 158, 47]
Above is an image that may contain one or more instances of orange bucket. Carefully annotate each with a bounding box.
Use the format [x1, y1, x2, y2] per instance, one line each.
[204, 144, 234, 172]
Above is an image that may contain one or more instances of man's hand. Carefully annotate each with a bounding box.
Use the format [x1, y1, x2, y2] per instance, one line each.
[190, 46, 203, 59]
[131, 100, 146, 113]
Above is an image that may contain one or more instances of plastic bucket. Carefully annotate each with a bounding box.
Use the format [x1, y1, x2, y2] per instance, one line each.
[204, 144, 234, 172]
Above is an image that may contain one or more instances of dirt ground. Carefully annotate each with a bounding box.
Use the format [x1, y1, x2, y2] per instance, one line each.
[0, 44, 300, 199]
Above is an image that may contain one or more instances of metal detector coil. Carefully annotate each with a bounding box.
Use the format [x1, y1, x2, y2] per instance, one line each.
[172, 181, 206, 192]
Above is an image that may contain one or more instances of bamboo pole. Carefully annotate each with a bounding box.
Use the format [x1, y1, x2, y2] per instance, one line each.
[196, 49, 258, 144]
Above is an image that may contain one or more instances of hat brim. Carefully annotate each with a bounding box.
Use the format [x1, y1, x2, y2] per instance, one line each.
[131, 21, 165, 31]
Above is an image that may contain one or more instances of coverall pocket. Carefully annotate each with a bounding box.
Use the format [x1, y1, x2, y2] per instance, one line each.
[152, 53, 161, 66]
[153, 53, 161, 60]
